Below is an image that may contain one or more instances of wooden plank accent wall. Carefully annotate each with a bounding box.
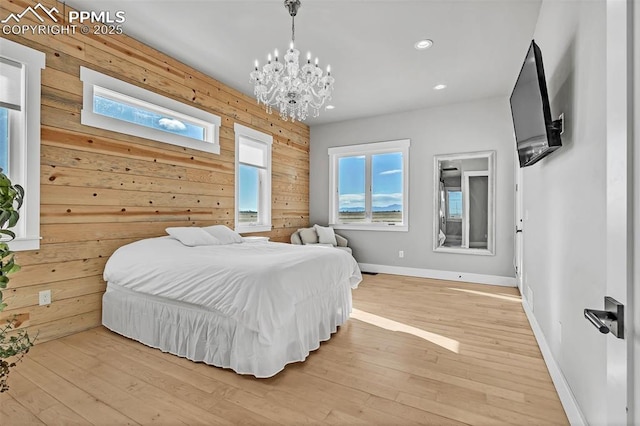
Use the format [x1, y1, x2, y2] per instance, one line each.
[0, 0, 310, 343]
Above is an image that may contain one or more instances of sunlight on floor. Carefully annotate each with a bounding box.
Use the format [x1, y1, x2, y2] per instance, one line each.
[351, 308, 460, 353]
[448, 287, 522, 302]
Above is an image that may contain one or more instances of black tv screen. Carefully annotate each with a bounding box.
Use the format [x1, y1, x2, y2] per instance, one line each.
[510, 40, 562, 167]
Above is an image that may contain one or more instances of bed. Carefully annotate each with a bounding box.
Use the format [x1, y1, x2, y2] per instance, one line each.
[102, 227, 362, 378]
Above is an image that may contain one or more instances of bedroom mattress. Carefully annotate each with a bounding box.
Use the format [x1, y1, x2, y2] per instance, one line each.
[102, 237, 362, 377]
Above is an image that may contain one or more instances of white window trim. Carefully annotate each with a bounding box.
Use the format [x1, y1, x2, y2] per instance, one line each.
[80, 67, 221, 154]
[328, 139, 410, 232]
[234, 123, 272, 234]
[0, 39, 45, 251]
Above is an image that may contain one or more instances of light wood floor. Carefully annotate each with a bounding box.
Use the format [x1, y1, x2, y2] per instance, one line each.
[1, 274, 568, 425]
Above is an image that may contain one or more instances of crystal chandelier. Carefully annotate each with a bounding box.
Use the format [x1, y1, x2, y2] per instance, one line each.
[250, 0, 334, 122]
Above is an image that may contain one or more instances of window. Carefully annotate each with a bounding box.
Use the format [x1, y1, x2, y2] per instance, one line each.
[234, 123, 272, 233]
[329, 139, 410, 231]
[0, 40, 45, 251]
[0, 107, 9, 173]
[446, 189, 462, 220]
[80, 67, 221, 154]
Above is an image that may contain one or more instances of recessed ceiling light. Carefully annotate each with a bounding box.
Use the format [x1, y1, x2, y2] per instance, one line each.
[325, 105, 335, 110]
[434, 84, 447, 90]
[414, 39, 433, 50]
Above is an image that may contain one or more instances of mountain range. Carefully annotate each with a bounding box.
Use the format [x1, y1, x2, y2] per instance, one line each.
[339, 204, 402, 213]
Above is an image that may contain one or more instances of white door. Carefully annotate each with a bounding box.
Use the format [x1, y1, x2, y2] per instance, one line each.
[514, 157, 524, 294]
[602, 0, 633, 423]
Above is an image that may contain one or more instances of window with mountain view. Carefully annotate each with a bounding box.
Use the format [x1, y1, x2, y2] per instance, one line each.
[329, 139, 410, 231]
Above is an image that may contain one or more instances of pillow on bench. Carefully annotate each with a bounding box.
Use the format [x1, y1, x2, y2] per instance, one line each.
[314, 224, 337, 246]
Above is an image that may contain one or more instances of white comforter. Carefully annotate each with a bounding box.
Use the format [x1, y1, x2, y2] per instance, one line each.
[103, 237, 361, 345]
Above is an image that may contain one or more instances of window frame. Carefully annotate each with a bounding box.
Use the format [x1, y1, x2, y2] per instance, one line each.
[328, 139, 410, 232]
[234, 123, 272, 234]
[80, 67, 221, 154]
[0, 39, 45, 251]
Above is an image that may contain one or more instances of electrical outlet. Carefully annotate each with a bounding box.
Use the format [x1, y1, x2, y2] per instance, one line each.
[39, 290, 51, 306]
[398, 250, 404, 258]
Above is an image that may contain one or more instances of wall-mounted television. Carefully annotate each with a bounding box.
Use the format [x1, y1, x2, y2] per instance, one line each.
[510, 40, 562, 168]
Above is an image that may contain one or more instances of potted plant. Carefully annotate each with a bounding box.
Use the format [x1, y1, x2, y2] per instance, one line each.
[0, 170, 33, 392]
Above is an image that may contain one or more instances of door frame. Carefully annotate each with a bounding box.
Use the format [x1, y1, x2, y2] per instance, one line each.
[514, 157, 524, 294]
[634, 1, 640, 423]
[462, 170, 490, 249]
[605, 0, 634, 423]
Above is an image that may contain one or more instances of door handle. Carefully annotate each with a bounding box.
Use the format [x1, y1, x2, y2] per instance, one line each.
[584, 309, 613, 334]
[584, 296, 624, 339]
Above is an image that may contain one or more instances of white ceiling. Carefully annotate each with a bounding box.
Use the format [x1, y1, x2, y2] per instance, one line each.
[67, 0, 542, 126]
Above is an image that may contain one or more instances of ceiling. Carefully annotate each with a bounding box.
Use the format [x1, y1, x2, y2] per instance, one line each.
[67, 0, 542, 126]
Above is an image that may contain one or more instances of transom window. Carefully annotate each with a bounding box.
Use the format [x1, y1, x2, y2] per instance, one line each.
[81, 67, 221, 154]
[329, 139, 410, 231]
[234, 123, 272, 233]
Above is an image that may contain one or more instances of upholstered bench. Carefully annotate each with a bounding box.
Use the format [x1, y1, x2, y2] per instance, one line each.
[290, 225, 352, 255]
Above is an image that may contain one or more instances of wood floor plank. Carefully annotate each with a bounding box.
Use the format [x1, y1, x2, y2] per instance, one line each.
[26, 340, 207, 425]
[6, 371, 88, 425]
[57, 336, 263, 425]
[364, 395, 468, 425]
[13, 357, 139, 425]
[0, 393, 46, 425]
[2, 273, 568, 425]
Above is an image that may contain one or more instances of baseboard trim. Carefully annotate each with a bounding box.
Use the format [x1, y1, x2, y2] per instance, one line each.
[357, 263, 517, 287]
[521, 300, 586, 425]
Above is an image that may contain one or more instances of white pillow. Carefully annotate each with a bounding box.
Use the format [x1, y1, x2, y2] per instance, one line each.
[314, 224, 337, 246]
[298, 227, 318, 245]
[202, 225, 244, 244]
[166, 227, 219, 247]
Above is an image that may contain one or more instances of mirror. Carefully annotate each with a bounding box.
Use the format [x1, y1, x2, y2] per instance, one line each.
[433, 151, 495, 255]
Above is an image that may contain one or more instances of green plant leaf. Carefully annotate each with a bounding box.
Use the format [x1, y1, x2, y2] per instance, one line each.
[7, 211, 19, 228]
[0, 230, 15, 241]
[0, 259, 13, 273]
[0, 211, 9, 228]
[0, 172, 22, 318]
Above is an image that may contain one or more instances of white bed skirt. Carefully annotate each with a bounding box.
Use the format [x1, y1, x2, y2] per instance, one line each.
[102, 282, 353, 378]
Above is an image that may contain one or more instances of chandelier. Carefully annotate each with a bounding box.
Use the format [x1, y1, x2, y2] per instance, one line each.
[250, 0, 334, 122]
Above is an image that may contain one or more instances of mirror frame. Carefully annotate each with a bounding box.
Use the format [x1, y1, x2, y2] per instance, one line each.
[432, 150, 496, 256]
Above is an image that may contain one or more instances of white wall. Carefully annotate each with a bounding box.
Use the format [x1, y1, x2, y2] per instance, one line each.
[309, 97, 515, 279]
[523, 0, 607, 423]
